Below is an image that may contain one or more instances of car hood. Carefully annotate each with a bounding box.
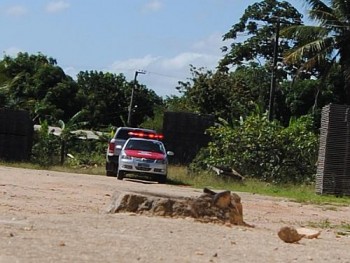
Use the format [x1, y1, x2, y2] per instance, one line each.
[124, 149, 165, 160]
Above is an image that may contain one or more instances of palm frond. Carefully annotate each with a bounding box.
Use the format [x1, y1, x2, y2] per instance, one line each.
[69, 111, 83, 125]
[304, 0, 332, 16]
[281, 25, 329, 42]
[284, 36, 335, 65]
[309, 8, 334, 22]
[58, 120, 65, 130]
[306, 0, 347, 30]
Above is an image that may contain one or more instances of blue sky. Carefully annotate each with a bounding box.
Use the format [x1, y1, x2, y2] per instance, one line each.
[0, 0, 307, 97]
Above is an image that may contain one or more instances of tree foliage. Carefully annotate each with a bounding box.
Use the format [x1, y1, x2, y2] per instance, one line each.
[130, 83, 164, 127]
[282, 0, 350, 103]
[174, 0, 347, 126]
[176, 64, 272, 124]
[76, 70, 163, 128]
[31, 121, 61, 166]
[0, 52, 79, 123]
[219, 0, 303, 74]
[0, 53, 163, 129]
[76, 71, 129, 128]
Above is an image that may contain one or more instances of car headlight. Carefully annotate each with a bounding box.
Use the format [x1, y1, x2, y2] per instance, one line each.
[155, 159, 166, 164]
[121, 155, 132, 160]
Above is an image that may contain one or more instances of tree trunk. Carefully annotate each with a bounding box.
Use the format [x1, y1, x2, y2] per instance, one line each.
[340, 45, 350, 105]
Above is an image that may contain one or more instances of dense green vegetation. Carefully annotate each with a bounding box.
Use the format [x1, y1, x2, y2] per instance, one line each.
[0, 52, 163, 128]
[1, 0, 350, 187]
[190, 114, 318, 184]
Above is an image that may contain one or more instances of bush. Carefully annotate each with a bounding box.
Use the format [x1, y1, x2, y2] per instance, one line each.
[190, 114, 319, 184]
[31, 121, 61, 166]
[31, 121, 108, 168]
[65, 138, 106, 168]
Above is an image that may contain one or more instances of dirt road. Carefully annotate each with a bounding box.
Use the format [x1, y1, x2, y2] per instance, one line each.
[0, 166, 350, 263]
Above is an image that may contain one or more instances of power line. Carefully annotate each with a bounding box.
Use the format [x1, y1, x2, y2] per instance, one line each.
[145, 70, 186, 81]
[62, 64, 187, 81]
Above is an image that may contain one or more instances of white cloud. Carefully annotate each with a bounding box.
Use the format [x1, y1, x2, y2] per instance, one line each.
[192, 33, 225, 54]
[110, 55, 161, 71]
[6, 5, 28, 17]
[46, 1, 70, 13]
[63, 34, 224, 97]
[161, 52, 217, 70]
[142, 0, 163, 13]
[107, 48, 220, 97]
[105, 34, 224, 96]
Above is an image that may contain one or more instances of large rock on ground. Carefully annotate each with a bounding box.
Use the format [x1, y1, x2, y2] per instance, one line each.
[107, 188, 251, 226]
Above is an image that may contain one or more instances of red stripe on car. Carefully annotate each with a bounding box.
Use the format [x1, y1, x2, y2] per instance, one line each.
[125, 149, 165, 160]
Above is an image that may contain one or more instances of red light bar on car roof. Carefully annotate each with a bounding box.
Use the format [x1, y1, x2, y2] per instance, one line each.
[128, 131, 163, 140]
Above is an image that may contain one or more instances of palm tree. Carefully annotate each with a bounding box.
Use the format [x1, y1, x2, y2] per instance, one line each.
[283, 0, 350, 103]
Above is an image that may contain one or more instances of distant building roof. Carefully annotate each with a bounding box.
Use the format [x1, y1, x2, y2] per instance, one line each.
[34, 125, 107, 140]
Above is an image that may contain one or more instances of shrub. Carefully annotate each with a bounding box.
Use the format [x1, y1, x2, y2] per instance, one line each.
[31, 121, 61, 166]
[65, 138, 106, 167]
[190, 114, 319, 184]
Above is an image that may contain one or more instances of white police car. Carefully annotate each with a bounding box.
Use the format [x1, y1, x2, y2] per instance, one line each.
[117, 137, 173, 183]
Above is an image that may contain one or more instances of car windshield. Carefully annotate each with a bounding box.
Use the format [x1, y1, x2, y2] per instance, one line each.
[125, 140, 165, 154]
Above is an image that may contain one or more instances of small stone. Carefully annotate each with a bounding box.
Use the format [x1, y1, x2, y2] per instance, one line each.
[296, 228, 321, 239]
[278, 226, 305, 243]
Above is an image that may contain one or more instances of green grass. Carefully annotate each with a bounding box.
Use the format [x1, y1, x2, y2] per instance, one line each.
[2, 161, 350, 206]
[166, 165, 350, 206]
[306, 219, 350, 235]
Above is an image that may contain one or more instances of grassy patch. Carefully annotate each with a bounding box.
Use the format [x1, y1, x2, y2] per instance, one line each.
[307, 219, 332, 229]
[337, 223, 350, 236]
[167, 165, 350, 206]
[307, 220, 350, 235]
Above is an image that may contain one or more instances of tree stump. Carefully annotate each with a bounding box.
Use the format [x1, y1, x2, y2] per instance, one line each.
[106, 188, 252, 227]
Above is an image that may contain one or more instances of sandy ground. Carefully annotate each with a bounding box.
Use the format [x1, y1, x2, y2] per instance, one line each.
[0, 166, 350, 263]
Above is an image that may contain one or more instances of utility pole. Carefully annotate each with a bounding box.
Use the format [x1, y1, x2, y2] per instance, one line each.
[268, 18, 280, 121]
[127, 70, 145, 126]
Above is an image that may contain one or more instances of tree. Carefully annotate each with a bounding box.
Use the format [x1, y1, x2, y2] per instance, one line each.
[219, 0, 303, 74]
[164, 95, 194, 113]
[282, 0, 350, 103]
[215, 0, 304, 122]
[76, 71, 163, 128]
[176, 64, 272, 124]
[129, 84, 163, 127]
[0, 52, 79, 123]
[76, 71, 129, 128]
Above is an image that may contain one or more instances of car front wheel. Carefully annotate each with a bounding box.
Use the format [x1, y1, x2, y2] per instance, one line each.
[117, 170, 125, 180]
